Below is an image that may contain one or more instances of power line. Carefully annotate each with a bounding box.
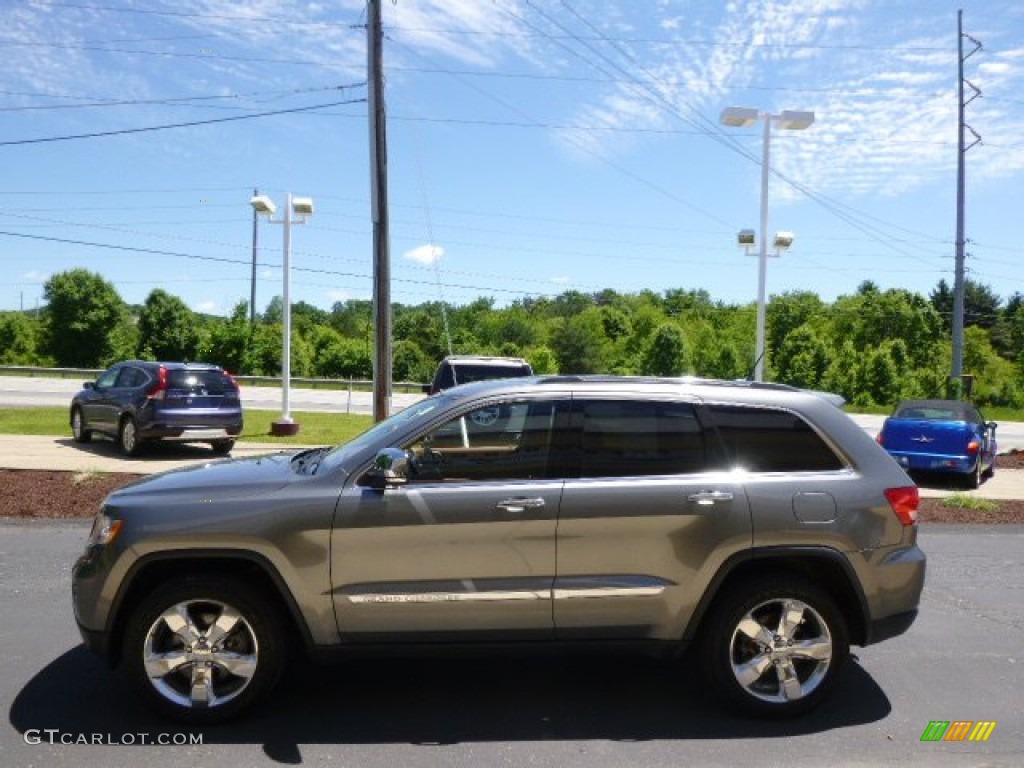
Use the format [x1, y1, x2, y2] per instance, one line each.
[30, 1, 366, 28]
[0, 97, 366, 146]
[386, 25, 950, 53]
[0, 84, 356, 113]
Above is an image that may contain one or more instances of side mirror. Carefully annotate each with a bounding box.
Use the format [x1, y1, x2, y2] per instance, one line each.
[358, 447, 411, 490]
[421, 383, 432, 394]
[988, 421, 998, 432]
[83, 382, 95, 390]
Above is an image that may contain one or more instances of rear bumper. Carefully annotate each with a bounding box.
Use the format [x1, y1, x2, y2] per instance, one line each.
[138, 425, 242, 440]
[887, 450, 976, 474]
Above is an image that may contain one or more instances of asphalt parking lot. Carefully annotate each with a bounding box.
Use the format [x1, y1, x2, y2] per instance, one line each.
[1, 521, 1020, 768]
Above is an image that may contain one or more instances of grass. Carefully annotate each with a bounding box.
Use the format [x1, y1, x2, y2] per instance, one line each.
[0, 406, 372, 446]
[941, 493, 1000, 513]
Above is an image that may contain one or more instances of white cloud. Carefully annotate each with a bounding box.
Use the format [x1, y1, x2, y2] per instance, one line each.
[404, 244, 444, 265]
[196, 300, 220, 314]
[326, 289, 352, 302]
[23, 270, 49, 281]
[550, 275, 572, 285]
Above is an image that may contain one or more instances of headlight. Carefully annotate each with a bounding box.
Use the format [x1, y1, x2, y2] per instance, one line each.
[87, 513, 123, 546]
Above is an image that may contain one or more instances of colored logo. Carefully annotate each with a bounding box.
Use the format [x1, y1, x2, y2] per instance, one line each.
[920, 721, 996, 742]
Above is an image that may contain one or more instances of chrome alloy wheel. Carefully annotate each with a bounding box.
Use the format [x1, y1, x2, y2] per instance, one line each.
[142, 599, 259, 710]
[728, 598, 833, 704]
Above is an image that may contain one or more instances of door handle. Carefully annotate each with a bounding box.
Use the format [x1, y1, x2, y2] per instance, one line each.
[496, 498, 546, 514]
[687, 490, 734, 506]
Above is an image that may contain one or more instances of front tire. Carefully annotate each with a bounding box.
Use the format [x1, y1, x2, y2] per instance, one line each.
[122, 578, 286, 725]
[702, 576, 849, 718]
[210, 439, 235, 456]
[71, 407, 92, 443]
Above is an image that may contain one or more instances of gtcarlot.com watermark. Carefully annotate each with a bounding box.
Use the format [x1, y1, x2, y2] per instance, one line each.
[24, 729, 203, 746]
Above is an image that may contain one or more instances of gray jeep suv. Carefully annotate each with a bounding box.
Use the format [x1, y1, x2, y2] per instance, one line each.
[72, 376, 925, 723]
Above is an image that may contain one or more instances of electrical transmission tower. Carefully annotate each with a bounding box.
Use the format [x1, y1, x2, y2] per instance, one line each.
[952, 9, 982, 384]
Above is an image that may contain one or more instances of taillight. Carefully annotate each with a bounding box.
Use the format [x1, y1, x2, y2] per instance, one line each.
[225, 370, 240, 390]
[966, 440, 980, 455]
[876, 433, 884, 446]
[884, 486, 919, 526]
[147, 366, 168, 400]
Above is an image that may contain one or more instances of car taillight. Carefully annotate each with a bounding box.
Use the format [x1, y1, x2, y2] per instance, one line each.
[225, 370, 240, 390]
[966, 440, 980, 455]
[884, 486, 919, 526]
[147, 366, 168, 400]
[876, 433, 884, 446]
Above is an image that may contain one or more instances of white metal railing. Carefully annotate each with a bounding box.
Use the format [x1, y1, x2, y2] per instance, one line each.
[0, 365, 426, 394]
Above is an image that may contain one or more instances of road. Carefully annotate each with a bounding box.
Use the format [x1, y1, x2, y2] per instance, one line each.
[0, 375, 423, 416]
[2, 376, 1024, 452]
[1, 521, 1020, 768]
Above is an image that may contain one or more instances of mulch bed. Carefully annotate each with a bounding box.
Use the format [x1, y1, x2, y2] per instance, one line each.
[2, 451, 1024, 523]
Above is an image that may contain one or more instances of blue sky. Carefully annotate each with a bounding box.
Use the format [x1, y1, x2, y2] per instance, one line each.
[1, 0, 1023, 317]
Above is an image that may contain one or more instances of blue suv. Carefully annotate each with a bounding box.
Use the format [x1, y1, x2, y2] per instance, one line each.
[70, 361, 243, 456]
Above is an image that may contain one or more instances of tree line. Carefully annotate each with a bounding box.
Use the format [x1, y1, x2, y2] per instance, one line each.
[1, 268, 1022, 408]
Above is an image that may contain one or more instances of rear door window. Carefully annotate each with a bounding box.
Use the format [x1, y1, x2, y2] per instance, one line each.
[579, 400, 710, 478]
[707, 404, 844, 472]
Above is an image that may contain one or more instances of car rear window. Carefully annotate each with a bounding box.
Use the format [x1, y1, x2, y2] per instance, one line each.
[707, 405, 844, 472]
[449, 364, 532, 386]
[166, 369, 236, 395]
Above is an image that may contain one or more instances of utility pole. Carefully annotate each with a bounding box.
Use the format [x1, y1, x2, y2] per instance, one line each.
[250, 186, 259, 324]
[953, 9, 982, 383]
[368, 0, 392, 422]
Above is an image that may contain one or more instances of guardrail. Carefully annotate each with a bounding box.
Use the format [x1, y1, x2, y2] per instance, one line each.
[0, 366, 426, 394]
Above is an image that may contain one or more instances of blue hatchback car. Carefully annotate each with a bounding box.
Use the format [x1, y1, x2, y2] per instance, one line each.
[70, 361, 243, 456]
[877, 399, 997, 488]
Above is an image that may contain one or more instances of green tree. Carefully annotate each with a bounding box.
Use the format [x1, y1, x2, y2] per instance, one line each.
[641, 323, 689, 376]
[775, 325, 829, 390]
[393, 340, 431, 383]
[137, 289, 200, 361]
[42, 269, 126, 367]
[526, 346, 558, 374]
[204, 301, 251, 373]
[767, 291, 826, 355]
[550, 310, 609, 373]
[315, 336, 372, 379]
[0, 312, 43, 364]
[864, 348, 900, 406]
[930, 278, 1002, 330]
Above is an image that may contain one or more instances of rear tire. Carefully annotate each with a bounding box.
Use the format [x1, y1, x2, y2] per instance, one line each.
[121, 577, 287, 725]
[701, 576, 849, 718]
[71, 407, 92, 444]
[966, 459, 982, 489]
[118, 416, 142, 457]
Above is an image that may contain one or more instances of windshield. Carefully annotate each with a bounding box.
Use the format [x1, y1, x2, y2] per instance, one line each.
[316, 395, 449, 473]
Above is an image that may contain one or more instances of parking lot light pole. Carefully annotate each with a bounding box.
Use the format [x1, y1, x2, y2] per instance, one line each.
[250, 193, 314, 436]
[720, 107, 814, 382]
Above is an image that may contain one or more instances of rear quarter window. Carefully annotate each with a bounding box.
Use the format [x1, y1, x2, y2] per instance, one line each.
[707, 404, 844, 472]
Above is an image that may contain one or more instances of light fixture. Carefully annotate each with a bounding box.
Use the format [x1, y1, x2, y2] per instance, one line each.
[721, 105, 815, 382]
[737, 229, 756, 248]
[773, 231, 795, 250]
[248, 192, 314, 436]
[249, 195, 277, 216]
